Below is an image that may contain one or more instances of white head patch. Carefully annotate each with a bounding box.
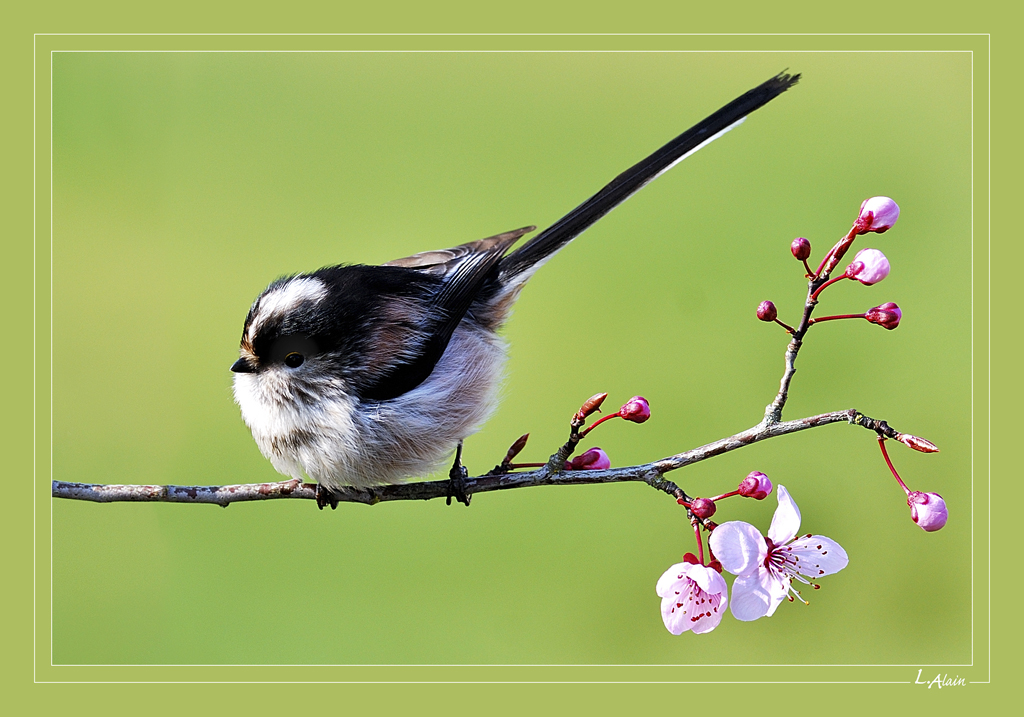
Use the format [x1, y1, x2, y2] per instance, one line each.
[250, 276, 328, 337]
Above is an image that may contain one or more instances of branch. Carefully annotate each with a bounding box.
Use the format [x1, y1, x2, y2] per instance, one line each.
[51, 408, 904, 507]
[762, 275, 826, 424]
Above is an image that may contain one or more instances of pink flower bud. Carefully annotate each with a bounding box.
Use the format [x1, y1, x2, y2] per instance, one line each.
[865, 302, 902, 330]
[898, 434, 939, 453]
[567, 447, 611, 471]
[737, 471, 773, 500]
[855, 196, 900, 234]
[756, 300, 778, 322]
[790, 236, 811, 261]
[619, 396, 651, 423]
[908, 491, 947, 532]
[845, 248, 890, 285]
[690, 497, 717, 519]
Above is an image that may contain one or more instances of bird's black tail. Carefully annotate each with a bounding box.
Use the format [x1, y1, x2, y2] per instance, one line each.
[498, 72, 800, 282]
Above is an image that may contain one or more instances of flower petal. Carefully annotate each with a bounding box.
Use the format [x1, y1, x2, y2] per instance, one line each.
[656, 563, 690, 598]
[659, 570, 727, 635]
[762, 570, 790, 617]
[709, 521, 766, 577]
[661, 588, 689, 635]
[690, 588, 727, 634]
[786, 535, 850, 577]
[684, 562, 716, 593]
[729, 573, 772, 621]
[767, 485, 801, 544]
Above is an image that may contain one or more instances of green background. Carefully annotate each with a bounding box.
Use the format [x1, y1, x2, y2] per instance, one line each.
[46, 48, 974, 668]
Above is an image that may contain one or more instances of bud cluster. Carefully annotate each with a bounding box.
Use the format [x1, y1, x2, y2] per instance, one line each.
[758, 196, 905, 337]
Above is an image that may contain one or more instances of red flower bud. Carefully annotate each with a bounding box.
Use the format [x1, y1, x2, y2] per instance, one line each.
[566, 447, 611, 471]
[790, 237, 811, 261]
[756, 301, 778, 322]
[865, 302, 902, 330]
[737, 471, 773, 500]
[619, 396, 651, 423]
[689, 497, 717, 519]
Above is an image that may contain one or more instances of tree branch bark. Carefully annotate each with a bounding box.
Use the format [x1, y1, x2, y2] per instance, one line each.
[52, 408, 897, 508]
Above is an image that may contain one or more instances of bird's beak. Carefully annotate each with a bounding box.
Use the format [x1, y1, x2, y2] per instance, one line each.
[230, 357, 256, 373]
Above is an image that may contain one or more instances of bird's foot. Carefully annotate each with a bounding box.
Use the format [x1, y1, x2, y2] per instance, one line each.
[446, 442, 472, 507]
[315, 483, 341, 511]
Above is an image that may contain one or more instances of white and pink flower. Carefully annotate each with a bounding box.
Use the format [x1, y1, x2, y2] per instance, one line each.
[708, 485, 849, 621]
[908, 491, 947, 532]
[656, 558, 729, 635]
[846, 248, 890, 285]
[856, 196, 900, 234]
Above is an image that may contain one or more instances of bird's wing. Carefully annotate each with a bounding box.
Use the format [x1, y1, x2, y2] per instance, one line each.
[357, 227, 533, 401]
[383, 226, 535, 276]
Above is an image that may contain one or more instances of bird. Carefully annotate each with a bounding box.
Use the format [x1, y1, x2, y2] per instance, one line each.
[230, 72, 800, 508]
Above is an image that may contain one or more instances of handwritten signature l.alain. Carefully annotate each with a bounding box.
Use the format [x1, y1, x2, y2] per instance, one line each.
[915, 669, 967, 689]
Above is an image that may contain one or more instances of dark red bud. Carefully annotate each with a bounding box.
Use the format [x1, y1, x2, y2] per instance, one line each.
[689, 497, 717, 519]
[574, 393, 608, 423]
[791, 237, 811, 261]
[756, 301, 778, 322]
[504, 433, 530, 463]
[619, 396, 651, 423]
[865, 302, 902, 330]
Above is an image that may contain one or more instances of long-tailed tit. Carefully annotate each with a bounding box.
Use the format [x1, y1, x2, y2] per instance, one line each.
[231, 72, 799, 507]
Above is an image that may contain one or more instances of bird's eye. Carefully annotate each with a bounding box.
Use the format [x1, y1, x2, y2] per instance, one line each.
[284, 352, 304, 368]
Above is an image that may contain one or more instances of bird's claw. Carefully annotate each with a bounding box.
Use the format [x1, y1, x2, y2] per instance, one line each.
[315, 483, 341, 511]
[447, 442, 472, 507]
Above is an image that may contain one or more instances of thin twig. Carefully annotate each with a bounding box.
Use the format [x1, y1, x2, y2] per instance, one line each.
[762, 275, 827, 425]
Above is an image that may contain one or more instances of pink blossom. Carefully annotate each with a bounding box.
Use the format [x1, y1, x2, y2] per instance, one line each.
[856, 196, 900, 234]
[846, 248, 890, 285]
[619, 396, 651, 423]
[566, 447, 611, 471]
[656, 559, 729, 635]
[737, 471, 773, 500]
[865, 302, 902, 329]
[908, 491, 947, 532]
[708, 485, 849, 621]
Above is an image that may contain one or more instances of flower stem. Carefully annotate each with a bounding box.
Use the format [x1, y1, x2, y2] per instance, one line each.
[580, 412, 620, 437]
[808, 313, 867, 325]
[809, 273, 849, 301]
[707, 489, 741, 502]
[693, 521, 705, 566]
[774, 318, 797, 334]
[878, 437, 910, 494]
